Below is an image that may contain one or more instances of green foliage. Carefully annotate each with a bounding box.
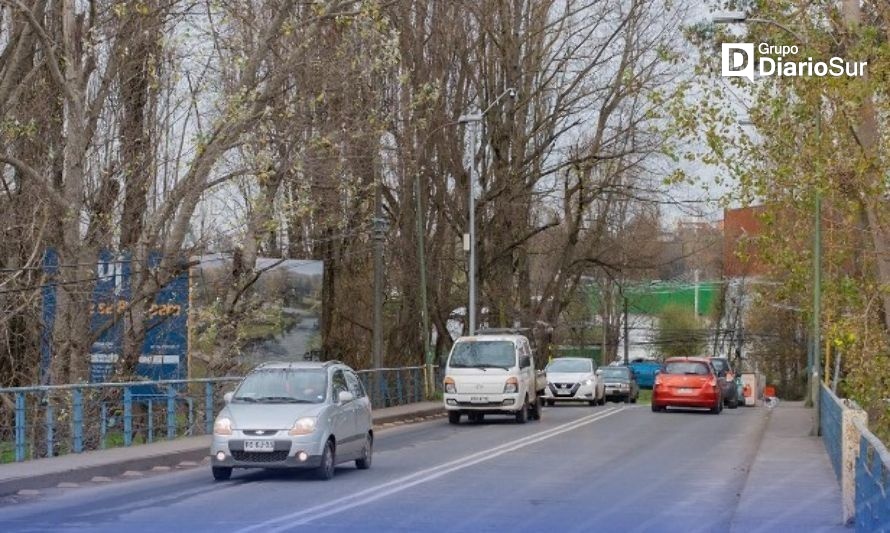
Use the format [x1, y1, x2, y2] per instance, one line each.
[675, 0, 890, 441]
[655, 304, 706, 359]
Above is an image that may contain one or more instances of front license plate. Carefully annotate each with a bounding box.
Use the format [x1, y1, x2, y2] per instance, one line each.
[470, 396, 489, 403]
[678, 388, 693, 394]
[244, 440, 275, 452]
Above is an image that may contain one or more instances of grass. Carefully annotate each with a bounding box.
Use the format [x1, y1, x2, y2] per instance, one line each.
[637, 389, 652, 405]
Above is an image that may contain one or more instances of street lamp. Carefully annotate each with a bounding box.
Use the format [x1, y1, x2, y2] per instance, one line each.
[458, 87, 517, 336]
[715, 12, 822, 434]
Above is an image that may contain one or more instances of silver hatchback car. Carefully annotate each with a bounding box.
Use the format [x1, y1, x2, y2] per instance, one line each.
[210, 361, 373, 481]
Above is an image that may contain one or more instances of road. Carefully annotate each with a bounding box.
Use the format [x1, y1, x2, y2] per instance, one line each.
[0, 404, 768, 533]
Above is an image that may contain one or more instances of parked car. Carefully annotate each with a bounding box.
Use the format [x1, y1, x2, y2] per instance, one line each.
[210, 360, 373, 481]
[543, 357, 605, 406]
[651, 357, 722, 414]
[597, 366, 639, 403]
[627, 358, 662, 389]
[708, 357, 740, 409]
[443, 332, 545, 424]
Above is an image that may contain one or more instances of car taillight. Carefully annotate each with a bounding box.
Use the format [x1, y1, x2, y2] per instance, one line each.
[444, 376, 456, 394]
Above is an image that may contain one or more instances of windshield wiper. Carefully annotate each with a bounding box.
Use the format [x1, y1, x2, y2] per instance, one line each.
[233, 396, 258, 403]
[255, 396, 305, 403]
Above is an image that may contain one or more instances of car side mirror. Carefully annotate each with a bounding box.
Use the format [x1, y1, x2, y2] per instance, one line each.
[654, 370, 661, 375]
[595, 369, 602, 375]
[338, 391, 355, 403]
[223, 392, 234, 403]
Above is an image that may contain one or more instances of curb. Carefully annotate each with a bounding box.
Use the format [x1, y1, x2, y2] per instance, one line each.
[0, 442, 210, 498]
[373, 406, 445, 427]
[0, 404, 445, 497]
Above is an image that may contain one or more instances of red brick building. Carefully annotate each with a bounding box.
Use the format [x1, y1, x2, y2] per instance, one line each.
[723, 206, 769, 278]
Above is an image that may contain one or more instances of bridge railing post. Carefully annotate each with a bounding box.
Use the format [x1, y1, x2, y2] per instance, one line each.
[166, 385, 176, 440]
[72, 388, 83, 453]
[14, 392, 25, 462]
[123, 387, 132, 447]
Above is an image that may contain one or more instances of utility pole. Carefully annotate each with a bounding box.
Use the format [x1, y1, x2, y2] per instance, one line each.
[693, 269, 700, 316]
[372, 183, 385, 370]
[623, 295, 629, 366]
[811, 112, 823, 435]
[467, 118, 478, 336]
[458, 87, 517, 337]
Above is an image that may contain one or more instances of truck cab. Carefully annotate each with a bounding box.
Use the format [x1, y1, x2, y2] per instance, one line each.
[443, 333, 545, 424]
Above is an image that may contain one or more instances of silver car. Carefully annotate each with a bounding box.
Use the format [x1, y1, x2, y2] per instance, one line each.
[210, 361, 373, 481]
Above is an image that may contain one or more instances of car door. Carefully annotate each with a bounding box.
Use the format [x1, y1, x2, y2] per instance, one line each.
[345, 370, 371, 437]
[330, 369, 357, 458]
[518, 340, 533, 401]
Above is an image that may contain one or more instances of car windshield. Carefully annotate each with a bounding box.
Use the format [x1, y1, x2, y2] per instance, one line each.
[448, 341, 516, 369]
[547, 359, 592, 373]
[665, 361, 710, 376]
[600, 367, 630, 378]
[233, 369, 327, 403]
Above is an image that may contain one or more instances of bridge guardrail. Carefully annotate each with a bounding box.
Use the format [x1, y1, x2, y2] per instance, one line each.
[0, 364, 441, 464]
[820, 384, 889, 530]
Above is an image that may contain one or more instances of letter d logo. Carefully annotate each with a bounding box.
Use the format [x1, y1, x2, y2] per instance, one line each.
[722, 43, 755, 81]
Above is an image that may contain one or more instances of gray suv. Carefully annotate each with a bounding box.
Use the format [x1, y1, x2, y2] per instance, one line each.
[210, 361, 373, 481]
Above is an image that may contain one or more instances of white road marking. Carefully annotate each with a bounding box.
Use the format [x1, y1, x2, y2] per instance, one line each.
[237, 406, 626, 533]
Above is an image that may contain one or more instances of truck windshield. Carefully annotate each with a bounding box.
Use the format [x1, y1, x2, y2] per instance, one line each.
[547, 359, 592, 373]
[448, 341, 516, 369]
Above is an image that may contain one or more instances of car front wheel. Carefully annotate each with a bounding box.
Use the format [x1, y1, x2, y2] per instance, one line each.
[448, 411, 461, 425]
[355, 433, 372, 470]
[515, 400, 529, 424]
[315, 440, 336, 480]
[212, 466, 232, 481]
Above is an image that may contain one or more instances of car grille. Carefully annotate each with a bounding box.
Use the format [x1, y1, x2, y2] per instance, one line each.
[549, 383, 580, 396]
[456, 401, 504, 407]
[232, 450, 289, 463]
[242, 429, 280, 436]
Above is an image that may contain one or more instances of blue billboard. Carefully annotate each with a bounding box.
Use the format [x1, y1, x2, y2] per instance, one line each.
[41, 249, 189, 385]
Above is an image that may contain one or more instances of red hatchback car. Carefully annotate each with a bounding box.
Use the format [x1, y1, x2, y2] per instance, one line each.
[651, 357, 722, 414]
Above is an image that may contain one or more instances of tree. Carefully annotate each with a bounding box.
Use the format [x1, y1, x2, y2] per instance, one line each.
[655, 304, 706, 359]
[680, 0, 890, 436]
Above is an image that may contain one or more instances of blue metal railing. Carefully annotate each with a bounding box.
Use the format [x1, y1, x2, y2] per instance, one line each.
[820, 385, 843, 481]
[0, 377, 240, 463]
[0, 364, 440, 463]
[854, 418, 890, 532]
[356, 366, 432, 409]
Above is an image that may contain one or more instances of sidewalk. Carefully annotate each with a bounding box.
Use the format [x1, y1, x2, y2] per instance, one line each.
[0, 401, 443, 497]
[730, 402, 848, 532]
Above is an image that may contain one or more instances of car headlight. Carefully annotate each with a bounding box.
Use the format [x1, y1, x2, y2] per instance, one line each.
[582, 379, 593, 386]
[619, 383, 629, 389]
[504, 377, 518, 394]
[213, 417, 233, 436]
[444, 376, 456, 394]
[288, 417, 317, 436]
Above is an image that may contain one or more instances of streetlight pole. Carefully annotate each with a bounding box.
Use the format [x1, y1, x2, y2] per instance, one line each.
[458, 87, 516, 336]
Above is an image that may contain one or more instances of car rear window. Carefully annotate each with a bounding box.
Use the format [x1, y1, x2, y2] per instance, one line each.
[710, 359, 729, 372]
[664, 361, 710, 376]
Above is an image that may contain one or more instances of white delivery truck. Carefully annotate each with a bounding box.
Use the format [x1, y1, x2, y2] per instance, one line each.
[443, 330, 547, 424]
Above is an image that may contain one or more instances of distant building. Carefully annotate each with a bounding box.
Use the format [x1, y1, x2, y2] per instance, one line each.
[723, 206, 769, 278]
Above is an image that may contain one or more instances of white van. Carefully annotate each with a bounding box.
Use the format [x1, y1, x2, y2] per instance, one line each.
[442, 333, 545, 424]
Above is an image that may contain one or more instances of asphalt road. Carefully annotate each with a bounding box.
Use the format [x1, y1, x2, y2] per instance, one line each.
[0, 403, 767, 533]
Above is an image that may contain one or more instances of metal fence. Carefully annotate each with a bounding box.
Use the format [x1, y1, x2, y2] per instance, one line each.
[854, 418, 890, 532]
[821, 385, 843, 481]
[820, 384, 890, 530]
[0, 365, 442, 464]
